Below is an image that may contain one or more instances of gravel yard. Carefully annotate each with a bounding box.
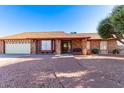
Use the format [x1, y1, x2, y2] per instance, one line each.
[0, 54, 124, 88]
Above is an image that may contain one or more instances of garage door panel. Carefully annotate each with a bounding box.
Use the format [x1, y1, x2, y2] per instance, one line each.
[5, 43, 31, 54]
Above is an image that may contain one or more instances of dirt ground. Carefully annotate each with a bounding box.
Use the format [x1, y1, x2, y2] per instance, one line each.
[0, 54, 124, 88]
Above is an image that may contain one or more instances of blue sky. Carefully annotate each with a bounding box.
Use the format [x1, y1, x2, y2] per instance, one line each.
[0, 5, 114, 36]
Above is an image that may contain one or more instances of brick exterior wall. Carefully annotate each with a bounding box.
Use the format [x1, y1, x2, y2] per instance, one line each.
[0, 39, 117, 55]
[81, 39, 88, 55]
[71, 39, 82, 54]
[90, 40, 100, 50]
[55, 39, 61, 55]
[31, 40, 37, 54]
[71, 39, 88, 55]
[61, 39, 117, 55]
[0, 40, 4, 54]
[72, 39, 82, 49]
[89, 39, 117, 54]
[36, 40, 41, 54]
[107, 40, 117, 53]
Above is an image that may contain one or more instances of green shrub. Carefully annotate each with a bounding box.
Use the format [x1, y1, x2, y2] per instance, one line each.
[91, 48, 99, 54]
[112, 49, 120, 54]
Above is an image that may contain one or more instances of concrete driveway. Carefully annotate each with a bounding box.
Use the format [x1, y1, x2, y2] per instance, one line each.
[0, 54, 124, 88]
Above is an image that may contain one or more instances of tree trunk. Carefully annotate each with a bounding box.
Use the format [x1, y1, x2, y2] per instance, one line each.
[118, 39, 124, 44]
[113, 33, 124, 44]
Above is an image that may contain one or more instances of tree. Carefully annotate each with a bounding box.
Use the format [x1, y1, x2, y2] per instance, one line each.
[97, 5, 124, 44]
[97, 17, 114, 39]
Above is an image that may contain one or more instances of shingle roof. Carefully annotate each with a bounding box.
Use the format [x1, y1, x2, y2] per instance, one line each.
[76, 33, 102, 39]
[0, 31, 114, 40]
[0, 31, 91, 40]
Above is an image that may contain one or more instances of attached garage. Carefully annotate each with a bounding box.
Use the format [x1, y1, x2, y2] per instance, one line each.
[5, 43, 31, 54]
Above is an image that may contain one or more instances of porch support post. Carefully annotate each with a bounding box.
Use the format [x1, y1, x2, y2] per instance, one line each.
[82, 38, 88, 55]
[0, 40, 5, 54]
[55, 39, 61, 55]
[31, 40, 37, 54]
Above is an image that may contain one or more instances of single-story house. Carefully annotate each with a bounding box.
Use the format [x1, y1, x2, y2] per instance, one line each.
[0, 31, 117, 55]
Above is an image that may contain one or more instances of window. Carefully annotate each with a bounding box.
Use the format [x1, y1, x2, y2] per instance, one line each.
[41, 40, 51, 50]
[100, 41, 107, 50]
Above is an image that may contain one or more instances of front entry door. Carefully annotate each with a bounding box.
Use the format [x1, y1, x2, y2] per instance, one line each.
[61, 40, 72, 53]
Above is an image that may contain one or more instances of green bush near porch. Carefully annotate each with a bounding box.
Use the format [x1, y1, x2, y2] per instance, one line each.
[112, 49, 120, 54]
[91, 48, 99, 54]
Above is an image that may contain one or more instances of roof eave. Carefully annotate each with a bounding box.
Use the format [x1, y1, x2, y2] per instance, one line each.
[27, 36, 91, 39]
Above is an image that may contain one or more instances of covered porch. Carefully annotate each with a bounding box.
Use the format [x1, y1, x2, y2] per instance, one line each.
[55, 38, 89, 55]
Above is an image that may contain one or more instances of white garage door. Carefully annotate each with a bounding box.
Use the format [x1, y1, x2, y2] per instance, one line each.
[5, 43, 31, 54]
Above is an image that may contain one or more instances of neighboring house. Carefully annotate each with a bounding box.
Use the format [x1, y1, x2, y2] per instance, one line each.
[0, 31, 117, 55]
